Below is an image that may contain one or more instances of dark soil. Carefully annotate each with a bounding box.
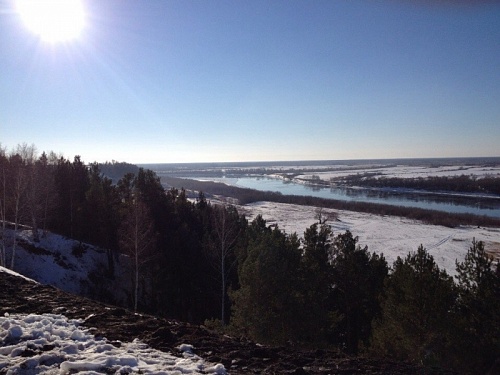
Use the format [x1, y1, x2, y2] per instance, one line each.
[0, 271, 453, 374]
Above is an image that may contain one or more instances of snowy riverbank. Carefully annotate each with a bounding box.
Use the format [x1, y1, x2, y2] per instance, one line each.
[236, 201, 500, 276]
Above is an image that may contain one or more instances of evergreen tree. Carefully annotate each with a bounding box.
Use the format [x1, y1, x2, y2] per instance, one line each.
[329, 231, 388, 354]
[161, 187, 207, 322]
[371, 245, 456, 365]
[34, 152, 57, 237]
[117, 172, 136, 204]
[231, 218, 303, 345]
[195, 191, 208, 210]
[84, 164, 121, 249]
[52, 156, 89, 239]
[83, 164, 121, 276]
[452, 239, 500, 373]
[300, 222, 334, 344]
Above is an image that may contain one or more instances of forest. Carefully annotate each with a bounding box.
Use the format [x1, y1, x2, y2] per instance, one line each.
[1, 144, 499, 374]
[333, 173, 500, 195]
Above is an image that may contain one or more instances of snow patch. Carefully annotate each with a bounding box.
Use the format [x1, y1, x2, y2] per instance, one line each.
[0, 313, 226, 374]
[0, 265, 38, 283]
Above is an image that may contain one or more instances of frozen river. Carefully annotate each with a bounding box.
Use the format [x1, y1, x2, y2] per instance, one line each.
[202, 176, 500, 218]
[145, 157, 500, 218]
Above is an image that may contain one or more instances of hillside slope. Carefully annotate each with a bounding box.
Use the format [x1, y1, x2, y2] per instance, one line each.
[0, 268, 453, 374]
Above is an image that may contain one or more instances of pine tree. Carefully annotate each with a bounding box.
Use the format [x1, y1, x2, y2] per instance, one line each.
[231, 218, 303, 345]
[328, 231, 388, 354]
[300, 222, 333, 344]
[371, 245, 455, 365]
[35, 152, 57, 237]
[53, 156, 89, 239]
[452, 239, 500, 373]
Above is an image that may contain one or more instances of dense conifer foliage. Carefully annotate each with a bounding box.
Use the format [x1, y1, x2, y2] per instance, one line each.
[97, 160, 139, 183]
[1, 145, 499, 374]
[452, 240, 500, 373]
[371, 246, 457, 365]
[328, 231, 388, 354]
[230, 217, 304, 345]
[335, 174, 500, 195]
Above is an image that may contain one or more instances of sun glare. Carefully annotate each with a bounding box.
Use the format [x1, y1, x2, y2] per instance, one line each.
[16, 0, 85, 43]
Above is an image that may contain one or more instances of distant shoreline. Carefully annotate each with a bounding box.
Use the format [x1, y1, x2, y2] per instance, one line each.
[162, 176, 500, 229]
[139, 156, 500, 171]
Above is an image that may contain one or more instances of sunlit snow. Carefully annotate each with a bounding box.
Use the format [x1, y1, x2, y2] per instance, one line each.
[237, 201, 500, 275]
[0, 313, 226, 374]
[292, 164, 500, 181]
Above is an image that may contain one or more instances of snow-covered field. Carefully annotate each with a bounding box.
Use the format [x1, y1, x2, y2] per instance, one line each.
[295, 164, 500, 182]
[0, 311, 225, 374]
[236, 201, 500, 276]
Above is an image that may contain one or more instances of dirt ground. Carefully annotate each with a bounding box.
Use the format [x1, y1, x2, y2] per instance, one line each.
[0, 271, 453, 374]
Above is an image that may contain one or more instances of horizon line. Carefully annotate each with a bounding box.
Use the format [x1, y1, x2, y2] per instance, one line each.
[134, 155, 500, 166]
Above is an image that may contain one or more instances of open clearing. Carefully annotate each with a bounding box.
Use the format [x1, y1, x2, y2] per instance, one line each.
[236, 201, 500, 276]
[287, 164, 500, 182]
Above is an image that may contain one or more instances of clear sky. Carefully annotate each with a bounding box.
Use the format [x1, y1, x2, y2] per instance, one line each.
[1, 0, 499, 163]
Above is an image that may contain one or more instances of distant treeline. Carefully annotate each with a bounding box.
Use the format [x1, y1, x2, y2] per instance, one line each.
[162, 176, 500, 228]
[98, 160, 139, 183]
[334, 174, 500, 195]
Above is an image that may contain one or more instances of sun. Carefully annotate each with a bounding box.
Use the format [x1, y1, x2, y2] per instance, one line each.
[16, 0, 86, 43]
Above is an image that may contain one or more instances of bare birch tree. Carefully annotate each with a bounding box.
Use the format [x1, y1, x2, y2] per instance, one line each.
[119, 197, 156, 312]
[205, 204, 241, 324]
[8, 144, 36, 269]
[20, 146, 43, 242]
[0, 145, 7, 267]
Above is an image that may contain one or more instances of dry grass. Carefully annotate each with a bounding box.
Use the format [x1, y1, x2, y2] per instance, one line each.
[485, 241, 500, 261]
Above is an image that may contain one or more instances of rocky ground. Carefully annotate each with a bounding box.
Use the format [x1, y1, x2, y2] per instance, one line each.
[0, 271, 454, 374]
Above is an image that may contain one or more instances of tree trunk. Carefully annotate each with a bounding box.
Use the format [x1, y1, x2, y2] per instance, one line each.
[221, 259, 226, 324]
[10, 200, 20, 270]
[0, 167, 6, 267]
[31, 212, 40, 242]
[134, 228, 139, 312]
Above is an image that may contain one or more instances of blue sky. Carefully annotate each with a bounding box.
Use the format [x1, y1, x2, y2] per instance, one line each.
[1, 0, 499, 163]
